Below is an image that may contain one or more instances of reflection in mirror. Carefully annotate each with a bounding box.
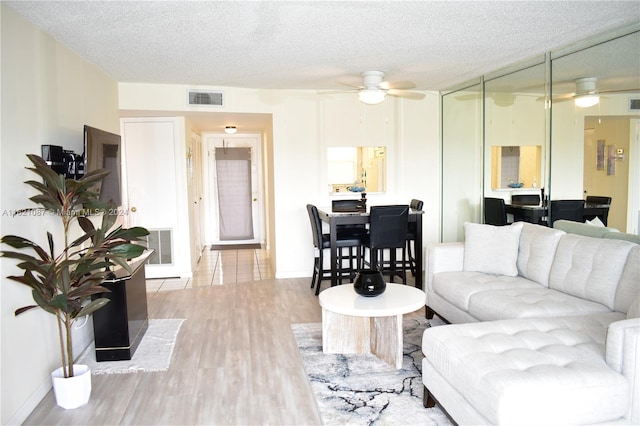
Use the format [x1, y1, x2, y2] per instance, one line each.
[491, 145, 542, 188]
[327, 146, 386, 194]
[441, 83, 483, 242]
[484, 62, 547, 194]
[551, 30, 640, 232]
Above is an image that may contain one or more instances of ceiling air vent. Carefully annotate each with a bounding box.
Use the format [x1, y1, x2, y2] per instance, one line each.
[629, 98, 640, 111]
[187, 90, 223, 107]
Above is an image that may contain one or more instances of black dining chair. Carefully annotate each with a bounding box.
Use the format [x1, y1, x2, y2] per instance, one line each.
[549, 200, 585, 226]
[484, 197, 509, 226]
[406, 199, 423, 277]
[511, 194, 541, 205]
[361, 205, 409, 284]
[585, 195, 612, 225]
[585, 196, 612, 205]
[510, 194, 542, 223]
[306, 204, 363, 295]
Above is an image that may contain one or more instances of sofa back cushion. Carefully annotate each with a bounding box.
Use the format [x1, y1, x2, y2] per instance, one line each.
[549, 234, 636, 310]
[615, 246, 640, 315]
[517, 222, 564, 287]
[553, 219, 614, 238]
[604, 231, 640, 245]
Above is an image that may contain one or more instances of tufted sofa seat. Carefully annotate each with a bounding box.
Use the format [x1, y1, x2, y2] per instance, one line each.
[422, 313, 635, 425]
[422, 222, 640, 424]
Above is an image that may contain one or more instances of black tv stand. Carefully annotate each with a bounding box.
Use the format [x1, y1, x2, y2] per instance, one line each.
[92, 251, 152, 361]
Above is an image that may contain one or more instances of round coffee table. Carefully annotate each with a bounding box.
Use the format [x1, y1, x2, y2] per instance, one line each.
[318, 283, 426, 369]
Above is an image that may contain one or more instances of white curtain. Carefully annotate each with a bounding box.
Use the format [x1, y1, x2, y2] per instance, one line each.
[215, 147, 254, 240]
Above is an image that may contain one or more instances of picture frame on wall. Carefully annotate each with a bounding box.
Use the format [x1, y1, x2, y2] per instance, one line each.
[607, 144, 616, 176]
[596, 139, 605, 170]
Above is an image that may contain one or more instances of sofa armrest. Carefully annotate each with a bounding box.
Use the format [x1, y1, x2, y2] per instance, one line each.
[426, 242, 464, 293]
[606, 318, 640, 423]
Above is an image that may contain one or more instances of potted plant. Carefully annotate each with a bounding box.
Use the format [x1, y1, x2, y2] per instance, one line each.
[1, 154, 149, 409]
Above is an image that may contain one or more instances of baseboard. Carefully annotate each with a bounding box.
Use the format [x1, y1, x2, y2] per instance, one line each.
[6, 378, 52, 425]
[6, 321, 96, 425]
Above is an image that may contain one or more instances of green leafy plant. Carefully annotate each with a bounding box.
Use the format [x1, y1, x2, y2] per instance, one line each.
[1, 154, 149, 378]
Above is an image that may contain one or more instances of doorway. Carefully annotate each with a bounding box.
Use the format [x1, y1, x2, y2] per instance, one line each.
[583, 116, 637, 231]
[204, 133, 264, 245]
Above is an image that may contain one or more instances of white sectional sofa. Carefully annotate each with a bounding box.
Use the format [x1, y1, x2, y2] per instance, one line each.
[422, 222, 640, 425]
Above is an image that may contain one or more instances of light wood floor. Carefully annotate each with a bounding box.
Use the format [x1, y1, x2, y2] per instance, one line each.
[24, 248, 420, 425]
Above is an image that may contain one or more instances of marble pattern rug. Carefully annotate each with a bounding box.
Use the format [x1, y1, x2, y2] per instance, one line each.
[292, 316, 452, 425]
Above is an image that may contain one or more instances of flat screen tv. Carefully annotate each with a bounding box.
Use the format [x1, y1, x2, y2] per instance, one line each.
[83, 125, 122, 207]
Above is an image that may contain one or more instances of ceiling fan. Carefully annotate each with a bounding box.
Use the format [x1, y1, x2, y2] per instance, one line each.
[329, 71, 425, 104]
[552, 77, 640, 107]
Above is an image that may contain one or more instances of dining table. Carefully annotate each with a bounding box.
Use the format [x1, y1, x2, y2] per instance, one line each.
[317, 206, 424, 290]
[505, 202, 611, 226]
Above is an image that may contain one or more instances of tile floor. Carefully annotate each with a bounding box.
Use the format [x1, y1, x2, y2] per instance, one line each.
[146, 247, 274, 292]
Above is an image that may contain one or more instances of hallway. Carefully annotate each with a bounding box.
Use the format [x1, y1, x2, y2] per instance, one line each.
[146, 247, 274, 292]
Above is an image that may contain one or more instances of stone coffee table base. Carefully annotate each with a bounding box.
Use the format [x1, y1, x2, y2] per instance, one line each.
[319, 283, 426, 369]
[322, 310, 405, 368]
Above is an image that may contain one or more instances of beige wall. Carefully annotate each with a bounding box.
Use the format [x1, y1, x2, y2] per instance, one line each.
[583, 116, 631, 230]
[1, 5, 120, 423]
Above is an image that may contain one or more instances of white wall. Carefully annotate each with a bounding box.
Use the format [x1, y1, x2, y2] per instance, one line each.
[119, 84, 440, 279]
[1, 5, 120, 424]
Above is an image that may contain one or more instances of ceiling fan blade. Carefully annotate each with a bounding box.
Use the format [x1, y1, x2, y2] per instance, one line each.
[320, 89, 358, 95]
[387, 89, 425, 100]
[597, 87, 640, 94]
[550, 93, 576, 103]
[337, 80, 363, 90]
[381, 80, 416, 90]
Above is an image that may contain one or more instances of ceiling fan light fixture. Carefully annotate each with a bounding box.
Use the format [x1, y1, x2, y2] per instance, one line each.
[574, 94, 600, 108]
[224, 125, 237, 134]
[359, 89, 386, 105]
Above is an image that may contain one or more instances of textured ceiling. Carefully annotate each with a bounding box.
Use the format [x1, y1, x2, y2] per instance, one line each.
[5, 0, 640, 92]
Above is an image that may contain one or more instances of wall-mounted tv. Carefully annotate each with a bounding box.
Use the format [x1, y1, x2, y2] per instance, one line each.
[83, 125, 122, 207]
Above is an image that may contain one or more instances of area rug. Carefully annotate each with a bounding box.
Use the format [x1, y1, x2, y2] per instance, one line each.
[77, 318, 185, 375]
[292, 316, 452, 425]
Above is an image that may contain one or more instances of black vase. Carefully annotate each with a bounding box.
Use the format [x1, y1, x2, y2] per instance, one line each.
[353, 270, 386, 297]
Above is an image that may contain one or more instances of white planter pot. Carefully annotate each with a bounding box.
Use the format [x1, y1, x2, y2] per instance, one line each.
[51, 364, 92, 409]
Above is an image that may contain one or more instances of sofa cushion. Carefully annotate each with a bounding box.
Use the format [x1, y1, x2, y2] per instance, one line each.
[468, 287, 611, 321]
[549, 234, 636, 310]
[627, 295, 640, 319]
[517, 222, 564, 287]
[432, 271, 540, 312]
[422, 313, 628, 425]
[463, 222, 523, 276]
[604, 231, 640, 244]
[553, 219, 614, 238]
[616, 246, 640, 315]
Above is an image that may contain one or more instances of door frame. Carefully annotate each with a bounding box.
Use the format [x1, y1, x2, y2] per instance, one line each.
[202, 132, 265, 245]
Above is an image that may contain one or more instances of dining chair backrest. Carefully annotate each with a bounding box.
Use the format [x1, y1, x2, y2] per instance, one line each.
[550, 200, 584, 225]
[511, 194, 541, 205]
[586, 195, 612, 205]
[410, 199, 424, 211]
[368, 205, 409, 249]
[306, 204, 323, 249]
[332, 199, 364, 212]
[408, 199, 423, 233]
[484, 197, 508, 226]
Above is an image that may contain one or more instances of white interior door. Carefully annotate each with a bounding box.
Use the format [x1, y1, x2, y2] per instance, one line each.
[205, 134, 263, 245]
[121, 117, 191, 278]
